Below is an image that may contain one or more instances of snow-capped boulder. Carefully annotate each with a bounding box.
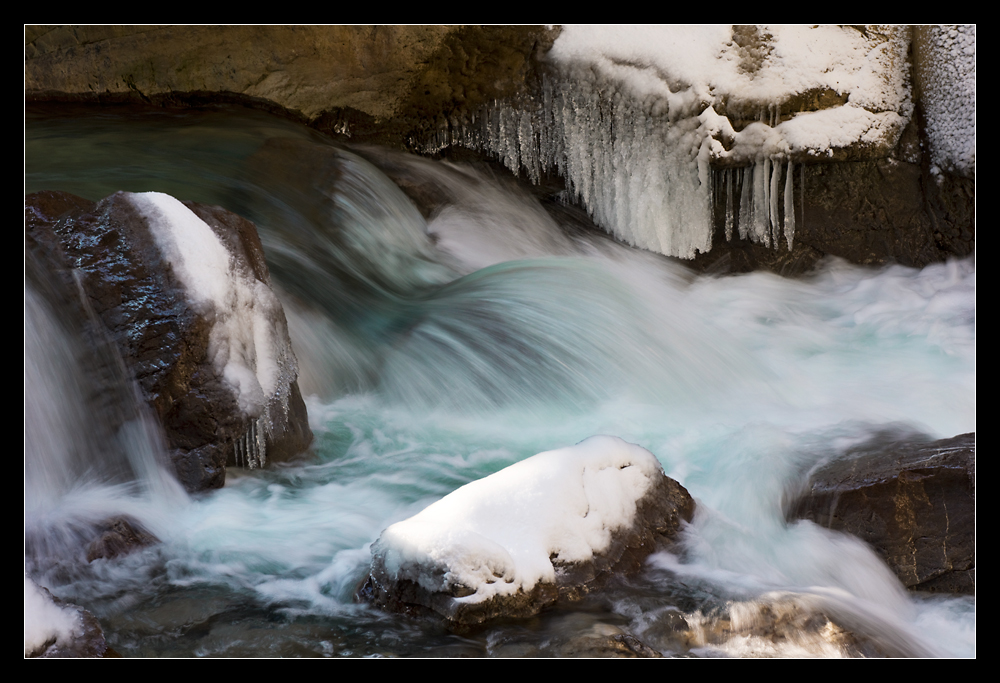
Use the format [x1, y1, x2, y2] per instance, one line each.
[361, 435, 695, 625]
[24, 576, 110, 658]
[25, 190, 312, 491]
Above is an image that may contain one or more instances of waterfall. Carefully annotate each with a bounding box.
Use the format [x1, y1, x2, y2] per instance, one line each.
[24, 105, 975, 658]
[24, 277, 185, 566]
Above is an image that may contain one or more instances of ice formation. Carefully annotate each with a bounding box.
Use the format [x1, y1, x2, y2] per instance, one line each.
[129, 192, 298, 469]
[915, 25, 976, 176]
[372, 435, 667, 605]
[445, 25, 913, 259]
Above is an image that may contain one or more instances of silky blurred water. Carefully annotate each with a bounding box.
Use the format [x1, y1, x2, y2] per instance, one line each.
[25, 105, 975, 657]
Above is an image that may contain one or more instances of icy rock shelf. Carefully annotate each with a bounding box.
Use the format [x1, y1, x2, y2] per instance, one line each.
[420, 25, 924, 260]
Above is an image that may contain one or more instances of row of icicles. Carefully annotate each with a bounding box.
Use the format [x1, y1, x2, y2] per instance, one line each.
[415, 75, 801, 259]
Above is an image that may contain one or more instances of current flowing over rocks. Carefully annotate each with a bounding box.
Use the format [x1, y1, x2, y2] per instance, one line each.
[24, 26, 974, 657]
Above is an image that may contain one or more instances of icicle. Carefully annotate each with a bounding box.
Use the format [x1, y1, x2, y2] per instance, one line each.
[256, 417, 267, 469]
[769, 159, 781, 245]
[724, 169, 734, 242]
[738, 166, 752, 241]
[762, 157, 771, 240]
[800, 163, 806, 241]
[245, 427, 253, 470]
[784, 160, 796, 251]
[753, 160, 770, 247]
[459, 72, 717, 259]
[519, 108, 537, 184]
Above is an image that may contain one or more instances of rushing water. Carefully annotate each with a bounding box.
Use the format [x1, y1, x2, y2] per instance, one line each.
[25, 104, 975, 657]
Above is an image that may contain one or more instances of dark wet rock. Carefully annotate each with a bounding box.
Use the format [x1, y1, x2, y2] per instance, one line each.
[693, 128, 973, 276]
[487, 616, 662, 658]
[25, 190, 312, 492]
[788, 432, 975, 593]
[85, 516, 159, 562]
[554, 625, 663, 658]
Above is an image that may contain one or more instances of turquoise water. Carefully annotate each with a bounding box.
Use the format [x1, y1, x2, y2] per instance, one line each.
[25, 105, 975, 657]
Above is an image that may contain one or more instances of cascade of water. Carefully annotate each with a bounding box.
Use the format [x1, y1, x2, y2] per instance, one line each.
[24, 106, 974, 658]
[24, 279, 185, 565]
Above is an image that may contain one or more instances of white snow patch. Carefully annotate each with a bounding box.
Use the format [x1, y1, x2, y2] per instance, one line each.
[374, 435, 664, 603]
[24, 575, 81, 657]
[548, 25, 911, 127]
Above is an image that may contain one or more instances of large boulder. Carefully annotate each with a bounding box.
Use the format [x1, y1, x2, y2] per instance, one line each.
[788, 432, 975, 593]
[361, 435, 695, 626]
[25, 190, 312, 492]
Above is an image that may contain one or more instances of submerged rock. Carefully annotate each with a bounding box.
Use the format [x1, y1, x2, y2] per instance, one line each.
[788, 432, 975, 593]
[361, 435, 695, 626]
[25, 190, 312, 492]
[85, 516, 159, 562]
[639, 592, 924, 658]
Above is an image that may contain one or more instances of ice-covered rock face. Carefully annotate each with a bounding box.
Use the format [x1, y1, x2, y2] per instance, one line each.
[913, 25, 976, 177]
[25, 190, 312, 491]
[130, 193, 292, 431]
[363, 436, 695, 625]
[459, 25, 916, 260]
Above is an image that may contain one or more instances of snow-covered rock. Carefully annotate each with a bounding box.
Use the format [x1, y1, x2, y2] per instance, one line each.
[362, 435, 695, 625]
[25, 190, 312, 491]
[24, 576, 109, 658]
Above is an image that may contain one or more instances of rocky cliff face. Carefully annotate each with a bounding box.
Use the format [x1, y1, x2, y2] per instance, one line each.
[24, 25, 555, 146]
[24, 25, 973, 269]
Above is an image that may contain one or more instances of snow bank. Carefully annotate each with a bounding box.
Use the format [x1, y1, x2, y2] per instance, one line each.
[366, 435, 694, 623]
[547, 25, 912, 165]
[129, 192, 298, 468]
